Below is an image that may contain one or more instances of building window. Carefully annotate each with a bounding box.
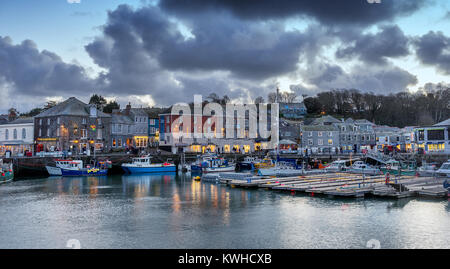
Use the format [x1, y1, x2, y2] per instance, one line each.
[97, 129, 102, 140]
[328, 132, 332, 137]
[418, 130, 425, 141]
[82, 118, 87, 124]
[47, 129, 50, 137]
[38, 128, 41, 137]
[308, 132, 313, 137]
[22, 128, 26, 139]
[56, 128, 60, 137]
[47, 118, 50, 125]
[39, 119, 42, 125]
[5, 129, 9, 140]
[57, 117, 60, 124]
[112, 139, 116, 147]
[318, 139, 323, 145]
[81, 129, 87, 138]
[98, 118, 102, 125]
[318, 132, 323, 137]
[328, 139, 333, 145]
[427, 129, 445, 140]
[118, 139, 122, 147]
[308, 139, 313, 145]
[13, 129, 17, 139]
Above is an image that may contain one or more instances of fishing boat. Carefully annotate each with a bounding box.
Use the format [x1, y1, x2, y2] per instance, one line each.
[416, 162, 439, 177]
[435, 160, 450, 178]
[380, 160, 416, 176]
[253, 157, 275, 169]
[236, 156, 262, 171]
[257, 161, 301, 176]
[59, 160, 111, 176]
[122, 156, 176, 173]
[324, 160, 349, 172]
[0, 159, 13, 184]
[190, 154, 235, 173]
[348, 161, 381, 175]
[46, 159, 75, 176]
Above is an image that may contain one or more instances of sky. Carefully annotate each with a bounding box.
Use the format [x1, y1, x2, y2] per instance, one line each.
[0, 0, 449, 113]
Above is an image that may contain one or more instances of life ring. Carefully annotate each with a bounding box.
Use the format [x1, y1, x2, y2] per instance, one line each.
[386, 164, 391, 170]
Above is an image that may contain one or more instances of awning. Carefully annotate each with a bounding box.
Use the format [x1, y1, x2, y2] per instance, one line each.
[0, 140, 33, 146]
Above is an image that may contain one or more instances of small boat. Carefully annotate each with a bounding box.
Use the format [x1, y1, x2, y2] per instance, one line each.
[257, 161, 301, 176]
[253, 158, 275, 169]
[191, 154, 235, 173]
[60, 160, 110, 176]
[324, 160, 349, 172]
[0, 159, 13, 184]
[236, 156, 262, 171]
[348, 161, 381, 175]
[435, 160, 450, 178]
[380, 160, 416, 176]
[416, 162, 439, 177]
[122, 156, 176, 174]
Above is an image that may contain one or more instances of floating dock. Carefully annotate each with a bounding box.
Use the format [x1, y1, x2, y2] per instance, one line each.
[209, 172, 448, 199]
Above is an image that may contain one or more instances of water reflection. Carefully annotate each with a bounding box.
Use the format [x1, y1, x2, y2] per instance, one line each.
[0, 174, 449, 248]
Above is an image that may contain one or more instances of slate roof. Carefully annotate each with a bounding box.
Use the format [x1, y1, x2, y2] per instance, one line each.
[35, 97, 111, 118]
[9, 117, 34, 124]
[302, 125, 339, 131]
[111, 114, 134, 124]
[311, 115, 341, 125]
[434, 118, 450, 126]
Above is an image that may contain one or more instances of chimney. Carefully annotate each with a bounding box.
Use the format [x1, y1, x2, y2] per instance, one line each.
[125, 102, 131, 115]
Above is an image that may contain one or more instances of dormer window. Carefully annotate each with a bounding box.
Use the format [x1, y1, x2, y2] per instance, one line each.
[90, 106, 97, 118]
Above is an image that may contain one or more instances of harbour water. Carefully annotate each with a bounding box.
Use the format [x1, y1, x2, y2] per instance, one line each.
[0, 173, 449, 249]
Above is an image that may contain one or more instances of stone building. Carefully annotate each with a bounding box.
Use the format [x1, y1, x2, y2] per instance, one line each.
[34, 97, 112, 154]
[0, 117, 34, 156]
[301, 124, 340, 154]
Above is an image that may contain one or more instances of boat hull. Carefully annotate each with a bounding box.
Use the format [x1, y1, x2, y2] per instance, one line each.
[0, 171, 13, 184]
[122, 165, 176, 174]
[380, 168, 416, 176]
[46, 166, 62, 176]
[61, 168, 108, 177]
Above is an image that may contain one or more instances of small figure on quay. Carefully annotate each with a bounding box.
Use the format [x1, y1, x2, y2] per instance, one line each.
[385, 172, 390, 185]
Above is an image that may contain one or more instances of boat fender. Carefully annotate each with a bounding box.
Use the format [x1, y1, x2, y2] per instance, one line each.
[443, 180, 450, 189]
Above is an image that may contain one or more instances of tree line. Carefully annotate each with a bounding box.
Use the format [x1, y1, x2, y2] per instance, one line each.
[302, 87, 450, 127]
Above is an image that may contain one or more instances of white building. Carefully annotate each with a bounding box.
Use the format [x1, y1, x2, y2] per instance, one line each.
[0, 117, 34, 156]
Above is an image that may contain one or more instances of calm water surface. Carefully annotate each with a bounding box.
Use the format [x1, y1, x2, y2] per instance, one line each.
[0, 173, 449, 249]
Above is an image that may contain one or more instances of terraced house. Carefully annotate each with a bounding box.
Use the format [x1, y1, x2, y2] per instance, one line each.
[34, 97, 112, 154]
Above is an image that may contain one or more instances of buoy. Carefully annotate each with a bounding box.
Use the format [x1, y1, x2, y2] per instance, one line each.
[193, 176, 201, 181]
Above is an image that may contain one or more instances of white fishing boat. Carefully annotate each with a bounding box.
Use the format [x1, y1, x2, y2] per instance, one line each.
[324, 160, 349, 172]
[46, 159, 77, 176]
[416, 162, 439, 177]
[122, 156, 176, 173]
[191, 154, 235, 173]
[348, 161, 381, 175]
[435, 160, 450, 178]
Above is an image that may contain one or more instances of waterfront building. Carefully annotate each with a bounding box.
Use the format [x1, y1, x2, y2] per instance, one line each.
[414, 118, 450, 154]
[336, 118, 376, 153]
[110, 104, 149, 150]
[110, 112, 134, 150]
[158, 104, 276, 154]
[0, 117, 34, 156]
[308, 115, 376, 153]
[301, 124, 340, 154]
[145, 108, 164, 147]
[33, 97, 112, 154]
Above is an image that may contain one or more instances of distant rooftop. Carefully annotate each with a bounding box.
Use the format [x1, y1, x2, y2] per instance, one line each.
[434, 118, 450, 126]
[35, 97, 111, 118]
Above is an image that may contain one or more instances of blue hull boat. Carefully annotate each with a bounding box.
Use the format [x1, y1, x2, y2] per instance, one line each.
[61, 168, 108, 177]
[122, 166, 176, 174]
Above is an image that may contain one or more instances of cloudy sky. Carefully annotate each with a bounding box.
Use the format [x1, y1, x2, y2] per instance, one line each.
[0, 0, 449, 113]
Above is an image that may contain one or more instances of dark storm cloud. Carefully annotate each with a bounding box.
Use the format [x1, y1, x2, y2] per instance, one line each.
[336, 25, 410, 65]
[159, 0, 428, 26]
[297, 62, 418, 95]
[0, 36, 96, 96]
[413, 31, 450, 75]
[87, 5, 307, 80]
